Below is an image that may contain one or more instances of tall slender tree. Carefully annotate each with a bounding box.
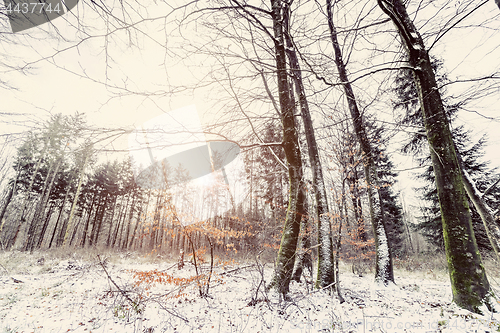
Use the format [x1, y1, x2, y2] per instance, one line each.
[378, 0, 496, 313]
[268, 0, 307, 296]
[326, 0, 394, 285]
[63, 143, 93, 246]
[283, 5, 334, 289]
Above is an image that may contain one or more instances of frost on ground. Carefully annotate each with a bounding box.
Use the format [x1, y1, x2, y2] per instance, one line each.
[0, 250, 499, 333]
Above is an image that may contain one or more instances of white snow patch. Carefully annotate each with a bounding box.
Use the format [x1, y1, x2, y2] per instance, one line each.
[0, 252, 499, 333]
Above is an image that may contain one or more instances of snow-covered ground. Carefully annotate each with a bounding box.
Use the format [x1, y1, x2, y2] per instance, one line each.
[1, 250, 499, 333]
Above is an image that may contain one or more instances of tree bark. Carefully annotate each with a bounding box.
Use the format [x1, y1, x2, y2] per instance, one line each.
[348, 153, 367, 242]
[327, 0, 394, 285]
[63, 151, 89, 246]
[90, 195, 108, 246]
[335, 179, 347, 303]
[24, 159, 57, 252]
[112, 195, 129, 248]
[79, 193, 96, 247]
[283, 7, 334, 288]
[36, 202, 55, 249]
[122, 191, 137, 250]
[29, 156, 64, 251]
[269, 0, 306, 296]
[378, 0, 495, 313]
[130, 189, 149, 249]
[48, 184, 71, 248]
[0, 166, 20, 245]
[9, 139, 48, 249]
[104, 195, 119, 246]
[291, 198, 313, 283]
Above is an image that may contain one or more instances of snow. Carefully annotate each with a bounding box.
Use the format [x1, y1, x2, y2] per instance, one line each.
[375, 223, 391, 284]
[1, 250, 499, 333]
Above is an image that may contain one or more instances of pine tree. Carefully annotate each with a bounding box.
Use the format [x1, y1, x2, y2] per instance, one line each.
[393, 61, 495, 252]
[370, 125, 406, 257]
[380, 0, 495, 312]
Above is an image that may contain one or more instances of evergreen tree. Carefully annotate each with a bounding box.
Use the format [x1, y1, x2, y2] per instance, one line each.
[371, 126, 406, 257]
[414, 129, 495, 251]
[393, 58, 496, 252]
[380, 0, 494, 312]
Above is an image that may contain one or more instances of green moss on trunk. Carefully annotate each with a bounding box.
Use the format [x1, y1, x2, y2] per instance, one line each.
[269, 0, 306, 297]
[377, 0, 494, 313]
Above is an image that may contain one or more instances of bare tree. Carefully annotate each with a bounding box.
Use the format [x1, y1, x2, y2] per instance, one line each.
[326, 0, 394, 285]
[283, 4, 334, 289]
[266, 0, 306, 296]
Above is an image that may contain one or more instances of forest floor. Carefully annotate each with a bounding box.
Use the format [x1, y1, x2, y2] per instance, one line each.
[0, 249, 499, 333]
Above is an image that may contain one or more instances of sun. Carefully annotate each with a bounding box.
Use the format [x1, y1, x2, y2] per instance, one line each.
[194, 172, 219, 189]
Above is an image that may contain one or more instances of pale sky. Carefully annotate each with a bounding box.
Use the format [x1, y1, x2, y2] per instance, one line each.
[1, 0, 499, 211]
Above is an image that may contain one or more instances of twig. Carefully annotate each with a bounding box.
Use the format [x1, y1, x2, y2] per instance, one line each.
[164, 262, 178, 271]
[153, 299, 189, 323]
[0, 263, 23, 283]
[97, 255, 138, 308]
[11, 277, 23, 283]
[309, 282, 337, 294]
[0, 263, 8, 274]
[220, 264, 256, 276]
[483, 177, 500, 198]
[205, 236, 214, 296]
[184, 233, 203, 297]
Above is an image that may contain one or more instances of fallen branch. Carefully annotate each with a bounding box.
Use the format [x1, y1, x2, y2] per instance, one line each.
[97, 255, 139, 309]
[309, 281, 337, 295]
[220, 264, 256, 276]
[11, 277, 23, 284]
[98, 255, 190, 324]
[152, 299, 189, 323]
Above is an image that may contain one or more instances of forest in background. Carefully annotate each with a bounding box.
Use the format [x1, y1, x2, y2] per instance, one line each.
[0, 0, 499, 316]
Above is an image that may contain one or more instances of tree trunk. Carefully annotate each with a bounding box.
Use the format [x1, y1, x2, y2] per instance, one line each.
[269, 0, 306, 297]
[112, 195, 129, 248]
[151, 191, 163, 250]
[377, 0, 495, 313]
[0, 168, 20, 247]
[24, 159, 57, 252]
[291, 199, 313, 283]
[63, 152, 89, 246]
[28, 156, 64, 252]
[283, 7, 334, 288]
[90, 195, 107, 246]
[79, 194, 96, 247]
[327, 0, 394, 285]
[129, 189, 149, 249]
[36, 202, 55, 249]
[104, 195, 119, 246]
[122, 191, 137, 250]
[348, 154, 367, 242]
[69, 215, 82, 246]
[49, 185, 71, 248]
[9, 139, 49, 249]
[335, 179, 347, 303]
